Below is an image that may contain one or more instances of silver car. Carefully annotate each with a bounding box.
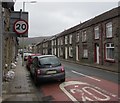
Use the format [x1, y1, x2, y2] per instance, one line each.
[30, 55, 65, 85]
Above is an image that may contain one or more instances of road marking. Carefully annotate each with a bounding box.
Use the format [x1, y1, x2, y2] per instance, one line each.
[71, 70, 101, 82]
[60, 81, 119, 102]
[59, 81, 87, 103]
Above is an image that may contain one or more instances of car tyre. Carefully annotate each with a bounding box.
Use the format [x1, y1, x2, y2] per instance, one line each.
[61, 78, 65, 82]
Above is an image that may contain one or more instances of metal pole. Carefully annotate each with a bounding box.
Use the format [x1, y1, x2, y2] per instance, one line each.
[21, 2, 25, 66]
[0, 1, 2, 102]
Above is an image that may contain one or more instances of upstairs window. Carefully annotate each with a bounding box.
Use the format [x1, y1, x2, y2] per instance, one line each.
[69, 35, 72, 44]
[82, 31, 87, 42]
[65, 36, 68, 44]
[106, 22, 112, 38]
[76, 33, 80, 42]
[94, 26, 99, 39]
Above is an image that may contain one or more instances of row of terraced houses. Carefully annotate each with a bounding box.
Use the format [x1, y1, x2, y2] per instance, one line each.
[32, 7, 120, 72]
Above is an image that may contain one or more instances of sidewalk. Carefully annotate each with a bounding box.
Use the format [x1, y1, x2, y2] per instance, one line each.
[2, 55, 40, 101]
[60, 59, 119, 73]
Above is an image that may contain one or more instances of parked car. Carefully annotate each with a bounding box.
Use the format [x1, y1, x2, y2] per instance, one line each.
[26, 53, 41, 70]
[30, 55, 65, 85]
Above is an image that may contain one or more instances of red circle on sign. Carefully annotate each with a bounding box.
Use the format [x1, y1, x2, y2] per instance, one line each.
[13, 19, 28, 35]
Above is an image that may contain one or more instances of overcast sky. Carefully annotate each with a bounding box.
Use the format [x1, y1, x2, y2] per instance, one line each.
[14, 0, 119, 37]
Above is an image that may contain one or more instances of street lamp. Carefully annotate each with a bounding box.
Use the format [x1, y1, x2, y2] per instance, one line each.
[23, 1, 37, 11]
[22, 1, 37, 66]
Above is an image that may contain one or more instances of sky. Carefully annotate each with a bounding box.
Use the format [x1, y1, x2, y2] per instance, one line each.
[14, 0, 120, 37]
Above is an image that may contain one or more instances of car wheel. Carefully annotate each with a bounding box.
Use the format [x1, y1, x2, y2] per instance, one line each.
[60, 78, 65, 82]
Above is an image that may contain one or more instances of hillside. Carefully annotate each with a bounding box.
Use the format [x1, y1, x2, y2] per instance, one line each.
[18, 36, 50, 47]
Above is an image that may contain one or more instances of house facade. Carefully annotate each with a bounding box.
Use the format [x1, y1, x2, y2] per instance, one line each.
[2, 1, 19, 74]
[35, 7, 119, 72]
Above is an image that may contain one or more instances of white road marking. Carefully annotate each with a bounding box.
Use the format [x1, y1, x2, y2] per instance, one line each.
[71, 70, 101, 82]
[59, 81, 119, 102]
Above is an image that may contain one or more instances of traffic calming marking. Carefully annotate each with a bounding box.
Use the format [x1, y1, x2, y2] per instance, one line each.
[59, 81, 119, 102]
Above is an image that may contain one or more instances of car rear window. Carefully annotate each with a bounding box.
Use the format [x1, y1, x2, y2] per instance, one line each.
[39, 56, 61, 67]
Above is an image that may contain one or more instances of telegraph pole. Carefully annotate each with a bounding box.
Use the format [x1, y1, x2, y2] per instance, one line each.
[0, 0, 3, 102]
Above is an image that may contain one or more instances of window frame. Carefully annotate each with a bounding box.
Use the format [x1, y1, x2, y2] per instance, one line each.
[69, 46, 73, 57]
[69, 35, 72, 44]
[94, 26, 100, 39]
[106, 22, 112, 38]
[76, 32, 80, 42]
[82, 31, 87, 42]
[105, 43, 115, 62]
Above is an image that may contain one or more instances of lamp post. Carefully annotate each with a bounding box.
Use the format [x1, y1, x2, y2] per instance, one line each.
[21, 1, 37, 66]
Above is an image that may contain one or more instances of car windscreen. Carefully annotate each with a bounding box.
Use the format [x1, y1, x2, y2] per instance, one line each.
[39, 56, 61, 68]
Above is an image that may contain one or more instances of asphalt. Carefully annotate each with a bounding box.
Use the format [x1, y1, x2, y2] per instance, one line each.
[2, 55, 41, 102]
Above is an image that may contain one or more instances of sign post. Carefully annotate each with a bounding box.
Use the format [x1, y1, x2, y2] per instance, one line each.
[13, 19, 28, 66]
[0, 1, 2, 102]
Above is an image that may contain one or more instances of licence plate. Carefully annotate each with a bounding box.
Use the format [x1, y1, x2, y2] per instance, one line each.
[47, 71, 57, 74]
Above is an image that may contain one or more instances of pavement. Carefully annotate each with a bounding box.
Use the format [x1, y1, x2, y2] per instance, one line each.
[2, 55, 41, 102]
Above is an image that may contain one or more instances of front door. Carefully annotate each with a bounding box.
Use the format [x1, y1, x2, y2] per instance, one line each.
[96, 44, 99, 64]
[65, 47, 68, 59]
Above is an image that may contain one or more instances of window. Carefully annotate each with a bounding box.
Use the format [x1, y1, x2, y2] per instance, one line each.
[94, 26, 99, 39]
[69, 35, 72, 44]
[105, 43, 114, 60]
[52, 40, 54, 46]
[83, 49, 88, 58]
[60, 47, 63, 56]
[58, 39, 60, 45]
[54, 40, 56, 46]
[60, 38, 63, 45]
[106, 22, 112, 38]
[82, 31, 87, 42]
[69, 46, 73, 57]
[65, 36, 68, 44]
[76, 33, 79, 42]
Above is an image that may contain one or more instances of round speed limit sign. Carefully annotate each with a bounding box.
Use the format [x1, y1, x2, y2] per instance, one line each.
[14, 19, 28, 35]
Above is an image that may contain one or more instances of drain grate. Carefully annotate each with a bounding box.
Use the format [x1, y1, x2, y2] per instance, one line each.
[42, 95, 54, 101]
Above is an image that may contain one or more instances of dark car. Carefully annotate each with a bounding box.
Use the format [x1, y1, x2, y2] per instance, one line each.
[30, 55, 65, 85]
[26, 53, 41, 70]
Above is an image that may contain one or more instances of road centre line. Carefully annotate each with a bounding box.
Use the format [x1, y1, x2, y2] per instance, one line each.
[71, 70, 101, 82]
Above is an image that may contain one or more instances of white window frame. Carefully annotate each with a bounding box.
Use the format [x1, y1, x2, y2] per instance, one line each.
[82, 31, 87, 42]
[52, 40, 54, 46]
[76, 33, 80, 42]
[106, 22, 112, 38]
[58, 39, 60, 46]
[60, 47, 63, 56]
[83, 49, 88, 58]
[65, 36, 68, 44]
[69, 35, 72, 44]
[61, 38, 63, 45]
[105, 43, 114, 61]
[94, 26, 99, 39]
[69, 46, 73, 57]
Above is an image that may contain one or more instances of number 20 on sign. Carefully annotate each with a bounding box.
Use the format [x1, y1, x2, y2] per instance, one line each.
[14, 19, 28, 35]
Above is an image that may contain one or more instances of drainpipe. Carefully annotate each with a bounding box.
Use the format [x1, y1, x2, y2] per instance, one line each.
[0, 1, 3, 102]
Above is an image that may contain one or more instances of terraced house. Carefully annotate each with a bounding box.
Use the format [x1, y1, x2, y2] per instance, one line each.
[35, 7, 120, 72]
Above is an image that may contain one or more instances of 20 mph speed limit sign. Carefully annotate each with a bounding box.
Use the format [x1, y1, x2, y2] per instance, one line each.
[14, 19, 28, 35]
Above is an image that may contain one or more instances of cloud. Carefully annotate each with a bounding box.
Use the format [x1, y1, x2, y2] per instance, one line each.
[14, 2, 118, 37]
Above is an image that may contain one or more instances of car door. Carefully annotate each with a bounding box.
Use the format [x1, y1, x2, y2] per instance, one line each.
[31, 57, 39, 76]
